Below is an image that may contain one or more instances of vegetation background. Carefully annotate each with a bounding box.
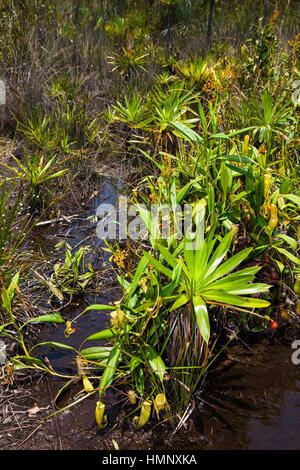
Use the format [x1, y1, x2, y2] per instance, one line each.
[0, 0, 299, 440]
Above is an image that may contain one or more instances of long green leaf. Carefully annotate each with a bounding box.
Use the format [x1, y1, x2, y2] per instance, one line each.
[170, 294, 189, 311]
[83, 304, 115, 313]
[81, 347, 112, 360]
[143, 250, 173, 278]
[161, 262, 182, 297]
[31, 342, 76, 352]
[26, 314, 65, 324]
[204, 247, 253, 285]
[157, 242, 178, 268]
[193, 295, 210, 344]
[202, 290, 270, 308]
[145, 345, 166, 382]
[99, 346, 121, 397]
[276, 247, 300, 265]
[86, 328, 117, 341]
[204, 231, 233, 279]
[276, 234, 298, 251]
[170, 121, 203, 144]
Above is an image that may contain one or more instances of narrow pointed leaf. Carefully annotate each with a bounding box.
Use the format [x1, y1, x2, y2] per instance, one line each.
[99, 346, 121, 397]
[204, 247, 253, 285]
[143, 251, 173, 278]
[26, 314, 65, 324]
[145, 345, 166, 382]
[86, 328, 118, 341]
[204, 231, 233, 279]
[83, 304, 115, 313]
[170, 294, 189, 311]
[202, 290, 270, 308]
[193, 296, 210, 344]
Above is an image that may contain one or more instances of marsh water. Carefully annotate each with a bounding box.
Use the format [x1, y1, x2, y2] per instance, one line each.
[4, 177, 299, 450]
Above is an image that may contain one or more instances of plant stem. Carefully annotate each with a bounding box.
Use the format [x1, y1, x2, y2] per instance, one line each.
[251, 0, 257, 33]
[258, 0, 269, 49]
[167, 5, 173, 56]
[206, 0, 215, 53]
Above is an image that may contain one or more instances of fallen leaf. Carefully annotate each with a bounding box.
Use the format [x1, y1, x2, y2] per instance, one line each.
[28, 404, 41, 416]
[112, 439, 119, 450]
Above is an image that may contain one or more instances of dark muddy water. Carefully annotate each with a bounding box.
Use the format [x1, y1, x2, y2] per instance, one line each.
[9, 178, 300, 450]
[19, 336, 300, 450]
[32, 177, 121, 372]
